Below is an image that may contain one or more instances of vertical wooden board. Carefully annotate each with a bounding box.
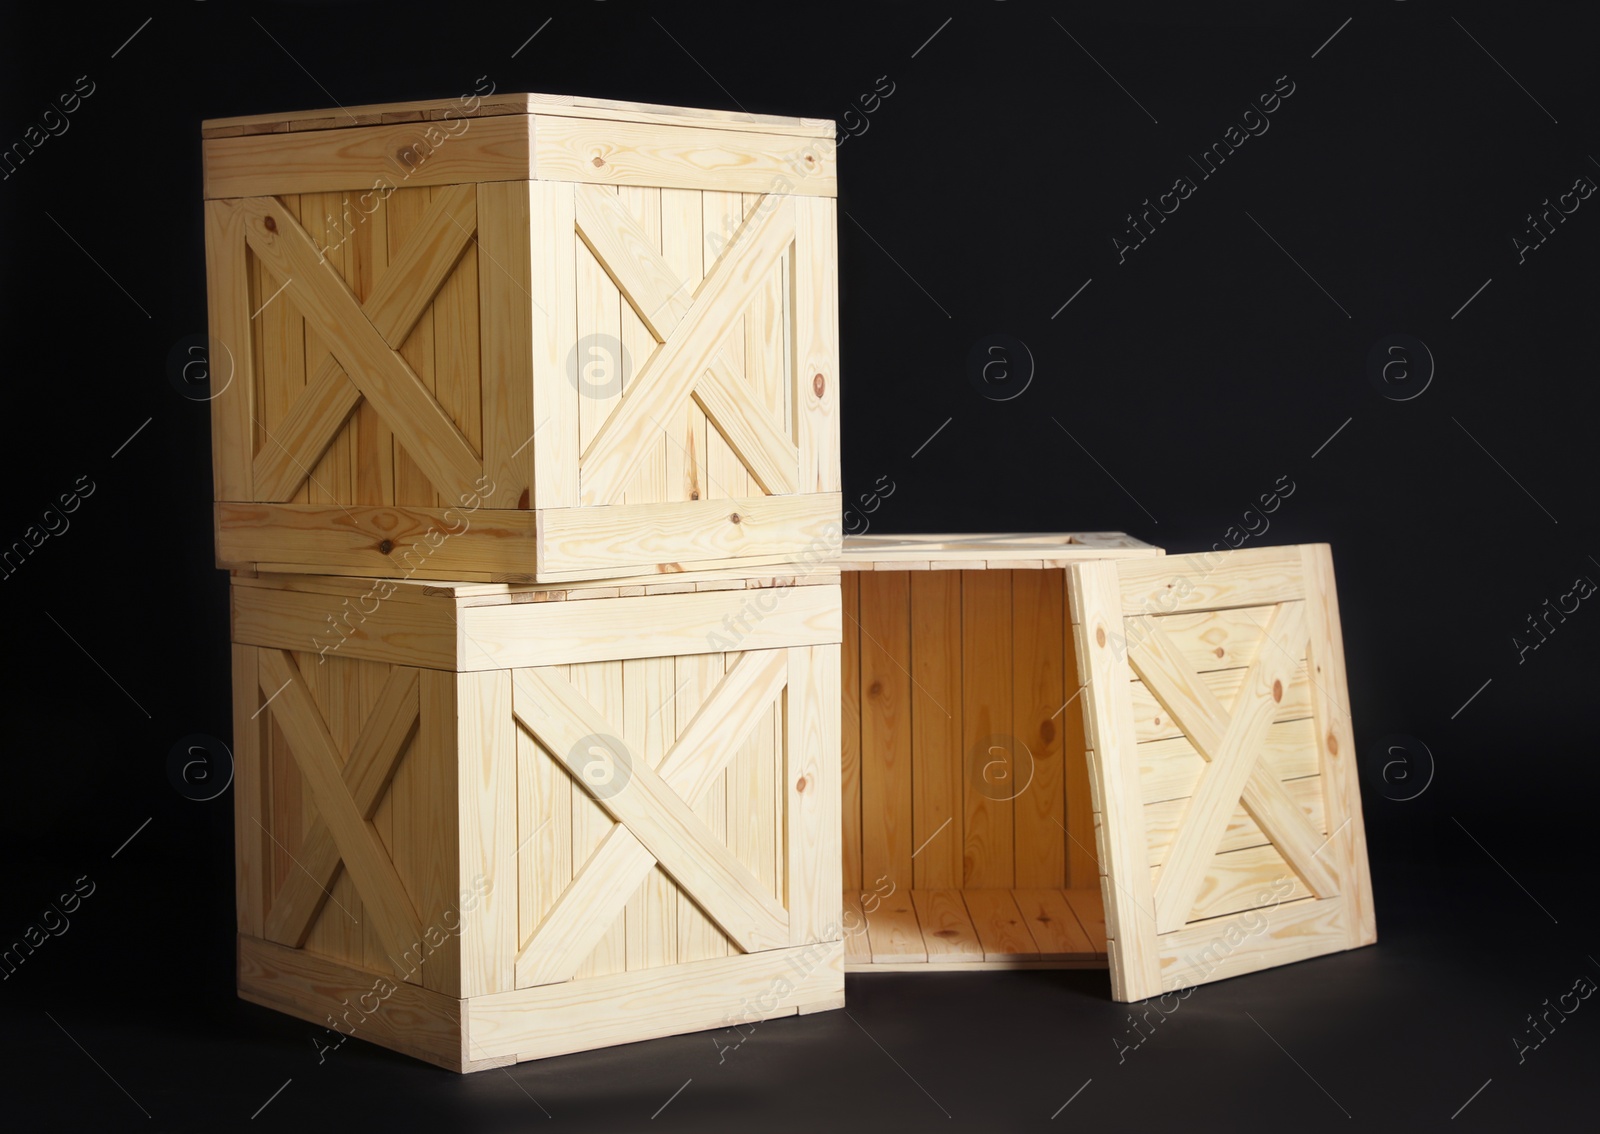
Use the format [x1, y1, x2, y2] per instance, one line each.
[702, 190, 749, 503]
[515, 677, 572, 974]
[743, 192, 789, 433]
[349, 192, 394, 506]
[458, 670, 516, 997]
[961, 570, 1013, 888]
[858, 571, 912, 896]
[660, 188, 706, 504]
[677, 651, 730, 962]
[841, 894, 870, 963]
[1071, 561, 1162, 1001]
[257, 220, 308, 504]
[961, 889, 1040, 962]
[840, 572, 862, 895]
[568, 659, 628, 978]
[395, 669, 459, 994]
[576, 227, 623, 456]
[387, 186, 441, 507]
[361, 658, 396, 971]
[304, 653, 363, 965]
[204, 199, 255, 502]
[1300, 545, 1376, 948]
[529, 181, 580, 511]
[617, 186, 670, 508]
[1013, 569, 1066, 888]
[231, 645, 267, 935]
[299, 192, 345, 506]
[1063, 574, 1098, 887]
[728, 701, 779, 902]
[622, 655, 678, 971]
[910, 572, 963, 890]
[793, 196, 839, 494]
[479, 180, 536, 510]
[267, 712, 301, 910]
[910, 890, 984, 961]
[434, 239, 481, 461]
[787, 643, 841, 946]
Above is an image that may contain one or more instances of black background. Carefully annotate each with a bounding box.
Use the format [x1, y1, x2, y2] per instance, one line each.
[2, 1, 1596, 1130]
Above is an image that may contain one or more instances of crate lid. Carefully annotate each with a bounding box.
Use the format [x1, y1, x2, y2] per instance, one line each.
[840, 532, 1162, 571]
[202, 92, 835, 139]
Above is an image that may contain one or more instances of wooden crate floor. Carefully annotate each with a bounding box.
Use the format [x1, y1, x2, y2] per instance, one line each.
[843, 888, 1109, 972]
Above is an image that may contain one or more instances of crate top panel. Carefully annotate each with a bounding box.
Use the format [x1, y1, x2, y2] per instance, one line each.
[201, 92, 837, 200]
[840, 532, 1162, 571]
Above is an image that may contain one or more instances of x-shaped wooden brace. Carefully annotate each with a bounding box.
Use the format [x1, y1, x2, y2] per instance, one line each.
[234, 185, 482, 502]
[256, 651, 425, 963]
[1127, 600, 1340, 934]
[511, 649, 792, 986]
[574, 185, 798, 505]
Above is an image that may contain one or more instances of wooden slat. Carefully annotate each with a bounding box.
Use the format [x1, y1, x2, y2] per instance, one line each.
[961, 570, 1012, 887]
[533, 116, 836, 196]
[1070, 560, 1162, 1001]
[579, 198, 795, 505]
[231, 645, 267, 935]
[515, 692, 571, 971]
[1014, 888, 1097, 959]
[1145, 776, 1325, 867]
[511, 667, 790, 953]
[1062, 587, 1097, 887]
[862, 890, 924, 963]
[1163, 844, 1311, 924]
[1013, 570, 1065, 887]
[793, 196, 840, 493]
[1140, 601, 1315, 934]
[567, 660, 628, 979]
[1301, 544, 1376, 948]
[1138, 720, 1319, 805]
[961, 890, 1039, 962]
[909, 572, 963, 890]
[841, 895, 870, 963]
[786, 643, 841, 947]
[1064, 888, 1107, 953]
[693, 364, 799, 496]
[574, 184, 693, 340]
[857, 571, 912, 895]
[361, 182, 477, 347]
[841, 572, 862, 895]
[475, 181, 535, 510]
[204, 199, 255, 501]
[910, 890, 985, 961]
[231, 575, 459, 671]
[677, 652, 727, 964]
[456, 670, 516, 997]
[202, 114, 534, 198]
[627, 656, 679, 971]
[1115, 545, 1306, 616]
[252, 360, 361, 502]
[407, 669, 461, 993]
[1130, 665, 1312, 744]
[658, 187, 706, 505]
[1157, 896, 1348, 992]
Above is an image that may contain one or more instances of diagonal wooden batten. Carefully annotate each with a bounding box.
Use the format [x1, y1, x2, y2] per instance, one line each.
[253, 359, 362, 502]
[693, 362, 799, 496]
[363, 182, 477, 348]
[1132, 602, 1326, 933]
[237, 196, 483, 502]
[579, 197, 795, 505]
[574, 184, 695, 342]
[257, 651, 425, 962]
[512, 650, 788, 986]
[511, 666, 790, 957]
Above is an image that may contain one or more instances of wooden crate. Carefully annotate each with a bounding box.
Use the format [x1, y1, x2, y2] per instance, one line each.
[838, 533, 1163, 971]
[201, 92, 839, 584]
[230, 569, 844, 1071]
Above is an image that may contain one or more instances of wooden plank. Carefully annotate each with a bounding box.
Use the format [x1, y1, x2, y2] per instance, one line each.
[1157, 896, 1348, 992]
[624, 655, 677, 972]
[358, 182, 477, 347]
[514, 684, 571, 975]
[840, 572, 862, 895]
[204, 199, 255, 502]
[237, 935, 468, 1073]
[961, 570, 1013, 887]
[1013, 570, 1066, 888]
[406, 669, 461, 995]
[460, 583, 840, 670]
[909, 572, 963, 890]
[1115, 545, 1306, 616]
[793, 196, 840, 494]
[841, 894, 870, 964]
[203, 114, 533, 198]
[616, 186, 670, 509]
[511, 667, 790, 953]
[568, 660, 628, 979]
[862, 889, 924, 963]
[534, 492, 840, 581]
[1062, 579, 1097, 888]
[217, 502, 537, 580]
[1138, 719, 1319, 805]
[1140, 601, 1314, 934]
[743, 193, 788, 434]
[857, 571, 912, 896]
[843, 532, 1163, 566]
[658, 187, 706, 505]
[1070, 560, 1162, 1001]
[1300, 544, 1376, 949]
[470, 942, 844, 1062]
[231, 645, 267, 935]
[910, 890, 984, 962]
[700, 189, 749, 507]
[1141, 605, 1282, 674]
[251, 360, 362, 502]
[231, 575, 459, 671]
[961, 890, 1040, 962]
[1162, 844, 1312, 924]
[532, 116, 836, 196]
[579, 198, 795, 505]
[456, 670, 516, 997]
[1129, 665, 1312, 744]
[677, 652, 728, 963]
[574, 184, 693, 341]
[1145, 776, 1325, 867]
[693, 364, 799, 496]
[1064, 888, 1107, 953]
[1014, 889, 1097, 959]
[575, 221, 623, 461]
[786, 643, 841, 947]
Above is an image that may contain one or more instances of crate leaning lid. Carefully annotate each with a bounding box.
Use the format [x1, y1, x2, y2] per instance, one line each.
[200, 91, 839, 584]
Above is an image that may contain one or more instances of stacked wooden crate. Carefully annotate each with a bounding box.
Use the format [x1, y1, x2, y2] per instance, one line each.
[202, 92, 846, 1071]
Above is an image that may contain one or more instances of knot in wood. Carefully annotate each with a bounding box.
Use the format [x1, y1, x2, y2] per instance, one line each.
[591, 155, 606, 168]
[378, 539, 394, 555]
[729, 512, 742, 524]
[1272, 678, 1283, 703]
[795, 775, 809, 794]
[262, 215, 278, 234]
[812, 372, 826, 397]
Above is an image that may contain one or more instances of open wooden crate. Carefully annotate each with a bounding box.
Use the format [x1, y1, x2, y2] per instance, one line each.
[838, 536, 1376, 995]
[202, 92, 839, 584]
[230, 568, 843, 1070]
